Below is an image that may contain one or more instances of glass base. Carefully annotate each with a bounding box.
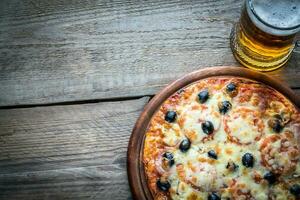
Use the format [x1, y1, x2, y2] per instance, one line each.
[230, 24, 293, 72]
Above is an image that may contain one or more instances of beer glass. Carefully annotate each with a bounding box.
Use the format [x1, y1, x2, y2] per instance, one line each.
[230, 0, 300, 71]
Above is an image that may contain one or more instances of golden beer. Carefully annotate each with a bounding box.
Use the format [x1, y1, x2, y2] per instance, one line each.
[230, 0, 300, 71]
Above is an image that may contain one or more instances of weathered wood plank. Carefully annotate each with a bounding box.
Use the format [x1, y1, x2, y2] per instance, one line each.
[294, 89, 300, 97]
[0, 0, 299, 106]
[0, 97, 149, 200]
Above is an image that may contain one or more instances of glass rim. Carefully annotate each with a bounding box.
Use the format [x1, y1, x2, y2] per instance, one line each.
[247, 0, 300, 31]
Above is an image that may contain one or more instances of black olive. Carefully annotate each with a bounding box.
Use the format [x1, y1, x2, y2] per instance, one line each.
[208, 192, 221, 200]
[198, 89, 209, 103]
[201, 121, 214, 135]
[273, 121, 283, 133]
[177, 89, 185, 94]
[268, 115, 284, 133]
[242, 153, 254, 168]
[163, 152, 174, 160]
[226, 83, 236, 92]
[208, 150, 218, 159]
[156, 179, 171, 191]
[179, 138, 191, 152]
[218, 101, 232, 114]
[163, 152, 175, 167]
[226, 161, 239, 171]
[270, 118, 283, 133]
[165, 111, 177, 123]
[263, 172, 277, 184]
[226, 82, 238, 97]
[273, 114, 282, 120]
[290, 184, 300, 196]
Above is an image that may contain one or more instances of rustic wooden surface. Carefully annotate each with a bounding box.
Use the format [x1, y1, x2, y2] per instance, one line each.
[0, 0, 299, 199]
[0, 0, 299, 107]
[0, 97, 149, 200]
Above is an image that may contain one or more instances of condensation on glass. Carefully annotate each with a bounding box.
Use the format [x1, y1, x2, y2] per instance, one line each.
[230, 0, 300, 71]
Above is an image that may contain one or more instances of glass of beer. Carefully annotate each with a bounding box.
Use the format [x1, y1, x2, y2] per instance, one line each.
[230, 0, 300, 71]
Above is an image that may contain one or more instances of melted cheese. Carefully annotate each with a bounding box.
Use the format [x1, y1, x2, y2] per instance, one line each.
[226, 109, 263, 144]
[162, 124, 184, 146]
[180, 94, 222, 144]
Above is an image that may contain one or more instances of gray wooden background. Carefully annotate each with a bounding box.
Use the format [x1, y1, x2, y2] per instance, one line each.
[0, 0, 299, 199]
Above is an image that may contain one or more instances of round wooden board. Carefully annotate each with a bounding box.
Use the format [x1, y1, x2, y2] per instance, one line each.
[127, 66, 300, 200]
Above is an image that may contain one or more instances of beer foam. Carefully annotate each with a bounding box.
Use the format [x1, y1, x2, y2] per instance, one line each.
[247, 0, 300, 35]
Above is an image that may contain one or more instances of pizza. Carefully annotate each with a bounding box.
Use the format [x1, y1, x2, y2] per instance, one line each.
[143, 77, 300, 200]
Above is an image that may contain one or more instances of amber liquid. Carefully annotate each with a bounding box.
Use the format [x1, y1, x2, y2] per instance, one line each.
[230, 7, 296, 71]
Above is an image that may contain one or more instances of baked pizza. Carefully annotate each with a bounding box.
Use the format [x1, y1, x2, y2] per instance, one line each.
[143, 77, 300, 200]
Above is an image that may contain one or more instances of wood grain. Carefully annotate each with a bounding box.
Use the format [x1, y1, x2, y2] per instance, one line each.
[295, 89, 300, 97]
[0, 0, 299, 106]
[0, 97, 149, 200]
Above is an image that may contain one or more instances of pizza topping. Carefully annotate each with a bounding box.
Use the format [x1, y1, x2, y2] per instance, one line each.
[252, 171, 263, 184]
[202, 121, 214, 135]
[226, 160, 239, 172]
[260, 134, 299, 174]
[226, 82, 238, 97]
[263, 172, 277, 184]
[165, 111, 177, 123]
[162, 125, 183, 147]
[224, 108, 264, 145]
[157, 178, 171, 191]
[180, 103, 221, 144]
[226, 82, 236, 92]
[231, 183, 255, 200]
[268, 183, 293, 200]
[268, 115, 284, 133]
[176, 162, 221, 193]
[242, 153, 254, 168]
[179, 138, 191, 152]
[269, 118, 284, 133]
[154, 193, 169, 200]
[265, 101, 292, 127]
[163, 152, 175, 167]
[208, 192, 220, 200]
[198, 89, 209, 103]
[290, 184, 300, 197]
[207, 150, 218, 160]
[218, 101, 232, 114]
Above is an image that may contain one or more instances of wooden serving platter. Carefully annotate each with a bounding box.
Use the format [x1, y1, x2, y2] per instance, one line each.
[127, 66, 300, 200]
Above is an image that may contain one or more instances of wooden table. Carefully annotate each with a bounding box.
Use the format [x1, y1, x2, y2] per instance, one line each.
[0, 0, 299, 199]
